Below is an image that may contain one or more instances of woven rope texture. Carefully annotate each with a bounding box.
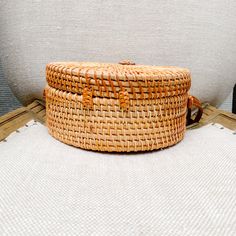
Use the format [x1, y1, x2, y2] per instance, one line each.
[45, 62, 191, 152]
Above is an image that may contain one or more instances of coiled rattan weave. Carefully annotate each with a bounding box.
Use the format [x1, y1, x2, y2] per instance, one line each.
[45, 61, 192, 152]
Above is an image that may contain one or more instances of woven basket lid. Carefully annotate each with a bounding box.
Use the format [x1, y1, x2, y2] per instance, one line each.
[46, 60, 191, 100]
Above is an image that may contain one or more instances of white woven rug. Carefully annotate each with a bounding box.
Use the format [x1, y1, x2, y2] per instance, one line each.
[0, 121, 236, 236]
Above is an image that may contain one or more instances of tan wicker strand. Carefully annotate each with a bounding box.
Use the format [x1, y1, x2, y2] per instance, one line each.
[45, 86, 188, 116]
[45, 82, 188, 152]
[46, 62, 191, 100]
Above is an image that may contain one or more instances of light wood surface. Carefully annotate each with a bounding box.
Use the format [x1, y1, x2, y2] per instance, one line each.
[0, 100, 45, 141]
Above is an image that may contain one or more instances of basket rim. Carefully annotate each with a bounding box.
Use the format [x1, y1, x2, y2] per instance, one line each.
[46, 61, 190, 80]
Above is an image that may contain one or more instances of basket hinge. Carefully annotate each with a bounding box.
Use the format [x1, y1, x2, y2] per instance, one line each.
[119, 90, 130, 110]
[82, 87, 93, 109]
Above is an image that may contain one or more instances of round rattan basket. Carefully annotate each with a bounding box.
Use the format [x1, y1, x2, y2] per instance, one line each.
[45, 61, 202, 152]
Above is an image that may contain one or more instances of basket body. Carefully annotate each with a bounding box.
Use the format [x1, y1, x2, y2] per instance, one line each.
[45, 62, 191, 152]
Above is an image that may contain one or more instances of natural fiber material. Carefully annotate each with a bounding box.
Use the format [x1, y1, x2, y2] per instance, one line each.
[46, 62, 191, 100]
[45, 62, 191, 152]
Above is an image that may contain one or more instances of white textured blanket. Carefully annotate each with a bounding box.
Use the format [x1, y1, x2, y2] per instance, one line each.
[0, 121, 236, 235]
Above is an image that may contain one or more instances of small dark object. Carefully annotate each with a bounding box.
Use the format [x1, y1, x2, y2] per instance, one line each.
[233, 84, 236, 114]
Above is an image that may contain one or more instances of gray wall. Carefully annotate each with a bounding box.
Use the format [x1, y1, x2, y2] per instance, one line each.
[1, 1, 236, 107]
[219, 92, 233, 112]
[0, 62, 20, 116]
